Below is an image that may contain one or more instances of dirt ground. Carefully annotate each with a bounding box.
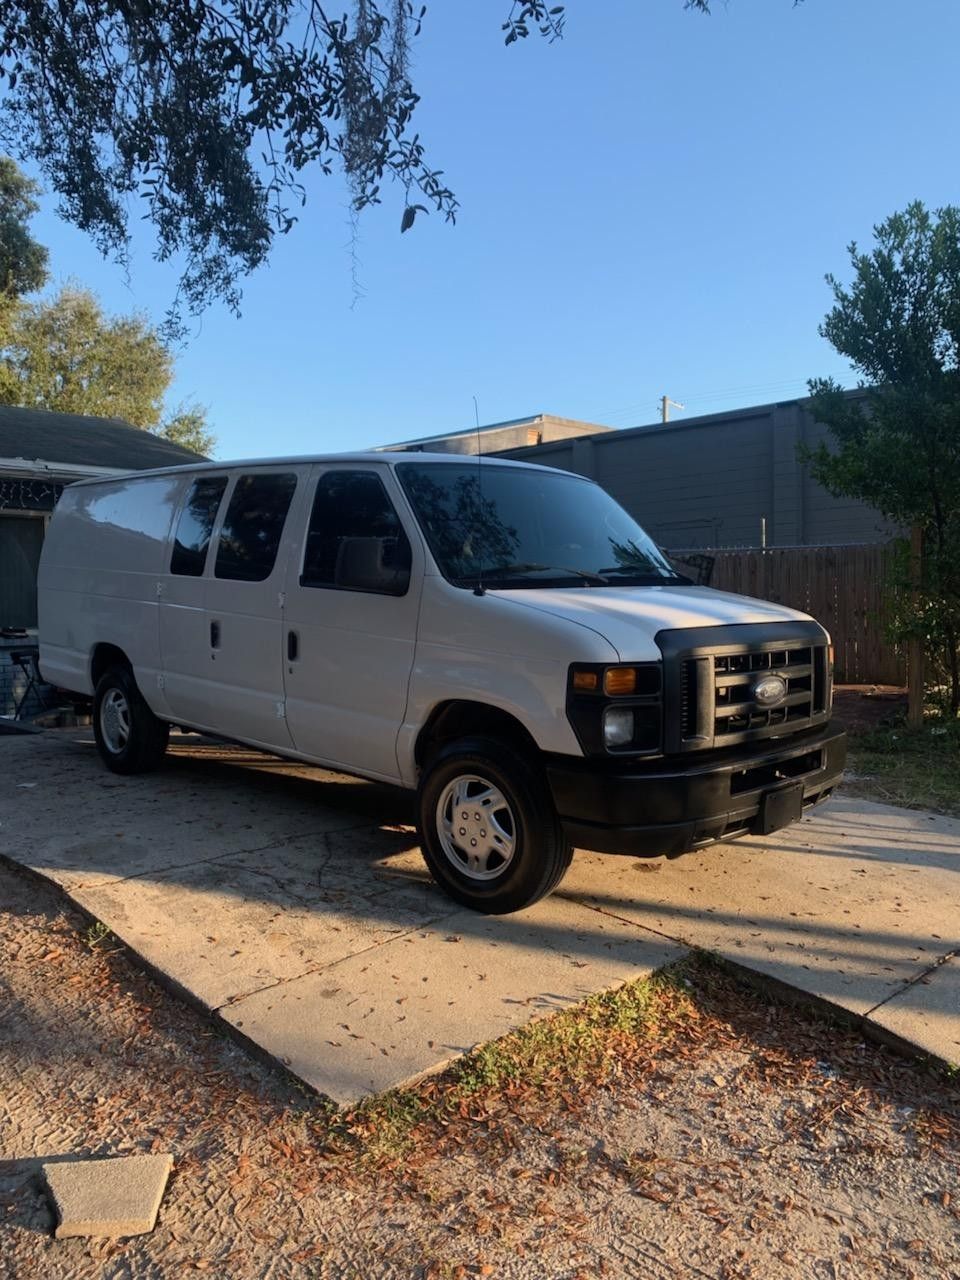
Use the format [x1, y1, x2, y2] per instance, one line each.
[832, 685, 908, 735]
[3, 858, 959, 1280]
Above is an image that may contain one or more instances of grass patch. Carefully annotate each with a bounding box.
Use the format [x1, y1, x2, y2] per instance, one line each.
[314, 953, 960, 1180]
[324, 962, 702, 1169]
[844, 717, 960, 817]
[82, 919, 114, 950]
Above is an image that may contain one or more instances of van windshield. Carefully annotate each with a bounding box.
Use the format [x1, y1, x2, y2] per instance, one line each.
[396, 462, 687, 590]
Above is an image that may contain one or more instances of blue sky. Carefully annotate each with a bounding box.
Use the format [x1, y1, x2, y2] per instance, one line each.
[27, 0, 960, 457]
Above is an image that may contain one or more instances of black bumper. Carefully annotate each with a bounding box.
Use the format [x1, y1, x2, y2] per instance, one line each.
[547, 723, 847, 858]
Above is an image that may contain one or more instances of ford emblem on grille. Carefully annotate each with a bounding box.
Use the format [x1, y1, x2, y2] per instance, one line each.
[754, 674, 787, 707]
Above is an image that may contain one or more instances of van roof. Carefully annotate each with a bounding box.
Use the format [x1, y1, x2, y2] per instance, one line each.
[65, 450, 584, 487]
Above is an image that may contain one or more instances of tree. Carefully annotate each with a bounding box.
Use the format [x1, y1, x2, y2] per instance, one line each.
[160, 404, 216, 456]
[0, 1, 779, 328]
[806, 201, 960, 714]
[0, 154, 46, 301]
[0, 285, 215, 454]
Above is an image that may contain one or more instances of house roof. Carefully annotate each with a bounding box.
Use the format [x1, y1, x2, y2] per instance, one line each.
[0, 404, 204, 473]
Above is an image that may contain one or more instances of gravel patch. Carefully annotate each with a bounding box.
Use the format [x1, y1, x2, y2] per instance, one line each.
[2, 858, 958, 1279]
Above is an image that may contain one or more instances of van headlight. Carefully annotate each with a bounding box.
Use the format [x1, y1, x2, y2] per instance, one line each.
[603, 706, 634, 747]
[567, 663, 662, 755]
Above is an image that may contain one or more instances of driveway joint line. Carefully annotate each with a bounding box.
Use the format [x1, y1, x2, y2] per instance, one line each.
[91, 823, 377, 887]
[212, 910, 460, 1012]
[568, 894, 688, 948]
[861, 946, 960, 1017]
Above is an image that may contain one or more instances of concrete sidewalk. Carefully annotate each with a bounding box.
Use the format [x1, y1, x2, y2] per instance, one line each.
[1, 731, 957, 1103]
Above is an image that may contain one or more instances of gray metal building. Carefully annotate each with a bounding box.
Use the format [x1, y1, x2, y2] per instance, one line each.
[498, 393, 890, 549]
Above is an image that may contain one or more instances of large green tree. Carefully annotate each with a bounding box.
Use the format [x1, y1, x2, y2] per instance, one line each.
[0, 284, 215, 454]
[807, 201, 960, 713]
[0, 1, 792, 327]
[0, 156, 215, 453]
[0, 154, 46, 301]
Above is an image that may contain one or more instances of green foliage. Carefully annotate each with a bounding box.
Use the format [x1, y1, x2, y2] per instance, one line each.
[0, 284, 215, 453]
[0, 157, 215, 452]
[158, 404, 216, 457]
[1, 286, 169, 425]
[806, 202, 960, 712]
[0, 2, 793, 327]
[0, 155, 46, 300]
[880, 537, 960, 709]
[83, 919, 113, 950]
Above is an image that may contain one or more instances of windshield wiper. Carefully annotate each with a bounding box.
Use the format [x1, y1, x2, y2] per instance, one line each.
[482, 562, 611, 586]
[597, 566, 693, 585]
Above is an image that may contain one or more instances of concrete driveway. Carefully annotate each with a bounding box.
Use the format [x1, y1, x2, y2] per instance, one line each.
[2, 730, 958, 1103]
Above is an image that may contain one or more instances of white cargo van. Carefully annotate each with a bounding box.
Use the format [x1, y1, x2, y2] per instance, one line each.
[38, 454, 846, 912]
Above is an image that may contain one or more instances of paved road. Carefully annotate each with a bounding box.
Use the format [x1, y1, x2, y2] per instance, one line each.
[2, 730, 957, 1101]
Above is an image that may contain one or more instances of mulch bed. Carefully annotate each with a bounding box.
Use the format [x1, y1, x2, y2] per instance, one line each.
[833, 685, 907, 735]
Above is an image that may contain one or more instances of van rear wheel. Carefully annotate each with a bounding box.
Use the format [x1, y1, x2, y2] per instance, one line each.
[93, 666, 169, 774]
[417, 736, 573, 913]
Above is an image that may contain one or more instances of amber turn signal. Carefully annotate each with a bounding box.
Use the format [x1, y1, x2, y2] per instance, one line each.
[604, 667, 637, 696]
[571, 669, 599, 692]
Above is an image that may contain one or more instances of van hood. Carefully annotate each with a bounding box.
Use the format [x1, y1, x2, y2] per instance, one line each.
[490, 584, 815, 662]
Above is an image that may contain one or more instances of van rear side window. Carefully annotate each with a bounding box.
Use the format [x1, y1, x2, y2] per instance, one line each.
[171, 476, 228, 576]
[214, 473, 297, 582]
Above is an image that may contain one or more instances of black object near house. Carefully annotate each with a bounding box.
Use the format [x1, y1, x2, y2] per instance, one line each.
[0, 405, 202, 717]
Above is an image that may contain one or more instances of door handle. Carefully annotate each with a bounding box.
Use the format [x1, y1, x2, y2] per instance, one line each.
[210, 620, 221, 649]
[287, 630, 299, 661]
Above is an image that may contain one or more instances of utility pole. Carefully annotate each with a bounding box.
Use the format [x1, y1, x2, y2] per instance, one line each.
[661, 395, 684, 424]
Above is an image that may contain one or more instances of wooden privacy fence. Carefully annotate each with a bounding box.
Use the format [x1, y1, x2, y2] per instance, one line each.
[668, 543, 905, 686]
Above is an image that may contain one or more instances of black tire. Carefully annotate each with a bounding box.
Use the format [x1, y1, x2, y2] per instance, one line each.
[92, 665, 170, 775]
[417, 735, 574, 914]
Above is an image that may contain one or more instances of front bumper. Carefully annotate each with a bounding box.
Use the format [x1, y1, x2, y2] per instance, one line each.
[547, 723, 847, 858]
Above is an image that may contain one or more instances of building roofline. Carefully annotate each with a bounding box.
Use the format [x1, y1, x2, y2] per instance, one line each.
[370, 412, 615, 452]
[370, 414, 548, 450]
[496, 388, 868, 455]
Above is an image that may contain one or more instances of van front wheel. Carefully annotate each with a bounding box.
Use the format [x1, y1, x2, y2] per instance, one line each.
[417, 736, 573, 913]
[93, 666, 169, 774]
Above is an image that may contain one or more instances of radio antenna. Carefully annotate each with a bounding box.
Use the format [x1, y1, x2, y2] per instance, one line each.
[473, 395, 485, 596]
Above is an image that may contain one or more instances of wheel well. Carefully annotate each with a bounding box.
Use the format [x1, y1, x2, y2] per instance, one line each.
[90, 643, 131, 688]
[415, 700, 540, 768]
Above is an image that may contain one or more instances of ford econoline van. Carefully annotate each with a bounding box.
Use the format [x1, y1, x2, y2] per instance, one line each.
[37, 454, 846, 912]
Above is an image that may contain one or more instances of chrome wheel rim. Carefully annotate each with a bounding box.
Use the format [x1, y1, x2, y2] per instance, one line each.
[436, 774, 517, 881]
[100, 688, 131, 754]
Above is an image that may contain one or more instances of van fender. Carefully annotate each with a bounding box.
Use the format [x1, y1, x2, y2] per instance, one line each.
[397, 645, 584, 786]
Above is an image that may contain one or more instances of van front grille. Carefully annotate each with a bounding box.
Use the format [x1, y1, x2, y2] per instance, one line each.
[678, 659, 698, 739]
[713, 646, 815, 738]
[662, 626, 832, 752]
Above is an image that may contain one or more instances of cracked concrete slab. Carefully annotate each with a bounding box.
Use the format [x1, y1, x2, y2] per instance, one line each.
[3, 731, 960, 1103]
[66, 831, 450, 1010]
[3, 732, 413, 890]
[42, 1153, 173, 1238]
[868, 955, 960, 1067]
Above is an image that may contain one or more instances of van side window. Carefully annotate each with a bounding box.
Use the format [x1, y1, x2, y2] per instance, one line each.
[302, 471, 411, 596]
[214, 473, 297, 582]
[170, 476, 228, 576]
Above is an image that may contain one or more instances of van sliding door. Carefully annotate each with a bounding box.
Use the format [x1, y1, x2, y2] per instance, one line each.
[198, 470, 302, 749]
